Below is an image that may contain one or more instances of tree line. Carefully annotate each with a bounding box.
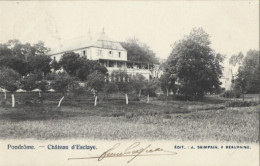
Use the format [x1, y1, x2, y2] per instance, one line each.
[0, 28, 258, 107]
[0, 39, 161, 107]
[160, 28, 225, 100]
[229, 50, 259, 99]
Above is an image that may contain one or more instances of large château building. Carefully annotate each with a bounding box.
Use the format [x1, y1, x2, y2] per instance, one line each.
[48, 30, 162, 80]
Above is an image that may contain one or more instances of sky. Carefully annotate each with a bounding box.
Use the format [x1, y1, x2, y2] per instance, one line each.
[0, 1, 259, 64]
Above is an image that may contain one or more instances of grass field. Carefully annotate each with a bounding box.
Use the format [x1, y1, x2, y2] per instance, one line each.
[0, 93, 259, 142]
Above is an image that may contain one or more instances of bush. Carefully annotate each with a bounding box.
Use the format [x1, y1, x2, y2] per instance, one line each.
[157, 95, 173, 100]
[163, 114, 172, 119]
[71, 85, 88, 96]
[225, 101, 258, 107]
[173, 94, 202, 101]
[220, 90, 241, 98]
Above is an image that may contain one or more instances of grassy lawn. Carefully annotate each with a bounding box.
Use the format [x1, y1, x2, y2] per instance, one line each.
[0, 94, 259, 142]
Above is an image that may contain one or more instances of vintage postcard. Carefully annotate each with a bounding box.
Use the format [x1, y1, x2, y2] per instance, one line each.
[0, 1, 259, 166]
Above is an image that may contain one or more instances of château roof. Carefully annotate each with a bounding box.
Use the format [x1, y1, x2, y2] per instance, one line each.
[48, 31, 126, 56]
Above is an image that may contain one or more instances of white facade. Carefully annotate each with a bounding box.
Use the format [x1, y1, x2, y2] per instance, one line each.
[48, 31, 153, 80]
[88, 47, 127, 61]
[52, 47, 127, 62]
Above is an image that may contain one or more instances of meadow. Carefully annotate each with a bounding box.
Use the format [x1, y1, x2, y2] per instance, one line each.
[0, 92, 259, 142]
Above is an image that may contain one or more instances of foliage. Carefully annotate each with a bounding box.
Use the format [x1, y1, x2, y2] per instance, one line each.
[220, 90, 241, 98]
[59, 52, 81, 76]
[51, 72, 74, 95]
[143, 79, 160, 97]
[59, 52, 107, 81]
[20, 73, 43, 91]
[32, 41, 50, 55]
[159, 72, 177, 94]
[166, 28, 224, 99]
[70, 85, 88, 96]
[0, 43, 11, 56]
[103, 82, 119, 95]
[50, 58, 61, 71]
[76, 58, 107, 81]
[0, 67, 20, 92]
[27, 54, 52, 75]
[229, 52, 244, 67]
[45, 72, 58, 80]
[0, 56, 31, 76]
[0, 40, 51, 76]
[111, 70, 133, 93]
[234, 50, 259, 94]
[87, 71, 105, 94]
[225, 100, 258, 107]
[121, 38, 159, 64]
[37, 80, 49, 92]
[129, 74, 146, 94]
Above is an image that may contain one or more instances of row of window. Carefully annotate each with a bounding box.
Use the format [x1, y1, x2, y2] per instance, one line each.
[97, 49, 121, 58]
[80, 49, 123, 59]
[105, 76, 129, 82]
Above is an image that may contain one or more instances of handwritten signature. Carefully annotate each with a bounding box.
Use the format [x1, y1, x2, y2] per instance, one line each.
[68, 142, 177, 163]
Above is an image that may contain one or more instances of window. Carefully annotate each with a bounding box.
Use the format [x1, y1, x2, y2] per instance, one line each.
[117, 62, 122, 68]
[98, 49, 102, 56]
[82, 50, 86, 56]
[109, 61, 115, 67]
[108, 50, 113, 57]
[118, 52, 121, 58]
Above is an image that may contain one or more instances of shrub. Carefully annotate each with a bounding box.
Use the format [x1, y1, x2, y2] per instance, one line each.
[225, 101, 258, 107]
[173, 94, 201, 101]
[71, 85, 88, 96]
[125, 112, 134, 119]
[163, 114, 172, 119]
[220, 90, 241, 98]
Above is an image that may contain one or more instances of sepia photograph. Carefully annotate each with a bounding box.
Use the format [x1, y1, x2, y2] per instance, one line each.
[0, 1, 259, 166]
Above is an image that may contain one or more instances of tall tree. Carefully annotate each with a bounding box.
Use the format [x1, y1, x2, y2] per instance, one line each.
[59, 52, 107, 81]
[75, 58, 107, 81]
[166, 28, 224, 99]
[229, 52, 244, 88]
[229, 52, 244, 67]
[0, 43, 11, 56]
[59, 52, 81, 76]
[235, 50, 259, 94]
[27, 54, 52, 75]
[32, 41, 50, 55]
[50, 58, 61, 71]
[0, 56, 31, 76]
[121, 38, 159, 64]
[0, 40, 51, 76]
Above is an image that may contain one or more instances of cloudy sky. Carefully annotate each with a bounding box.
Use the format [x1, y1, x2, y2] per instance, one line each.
[0, 1, 259, 63]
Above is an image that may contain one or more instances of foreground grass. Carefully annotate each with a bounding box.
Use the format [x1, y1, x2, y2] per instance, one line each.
[0, 96, 259, 142]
